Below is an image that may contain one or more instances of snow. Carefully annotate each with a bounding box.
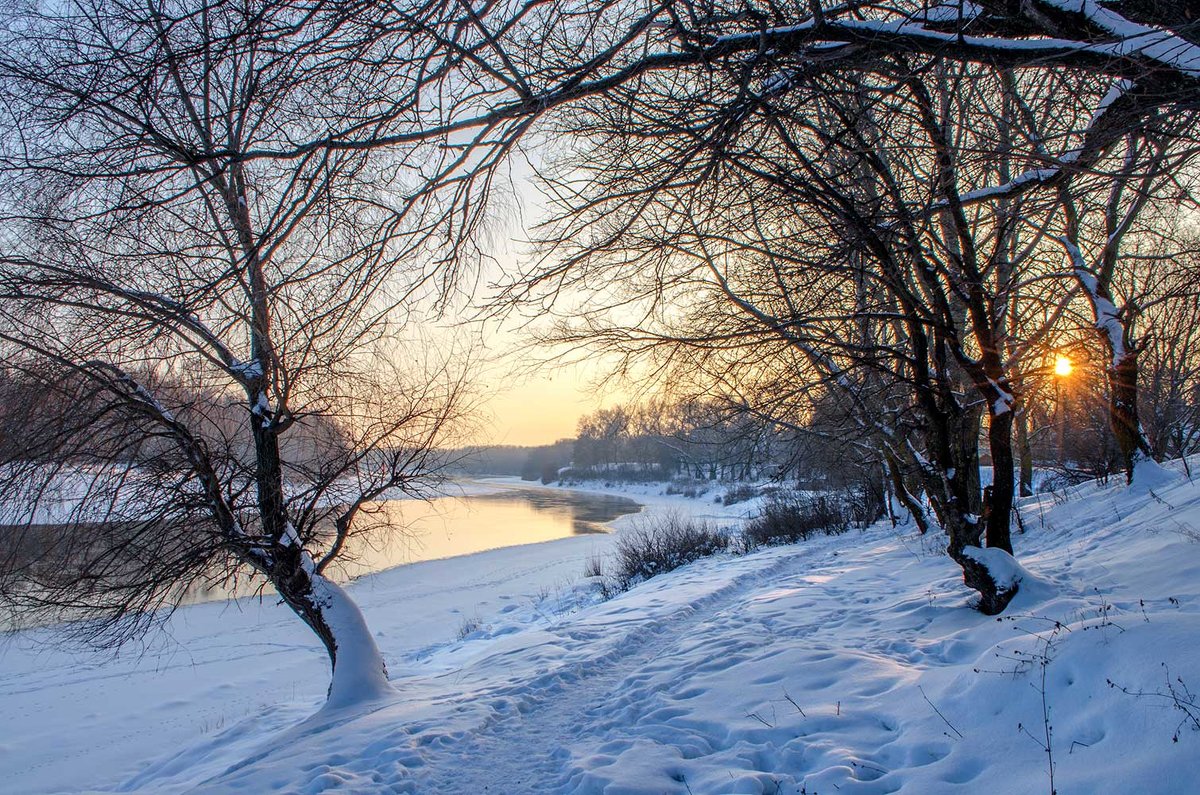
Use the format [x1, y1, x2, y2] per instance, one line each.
[988, 378, 1015, 415]
[961, 544, 1038, 599]
[228, 359, 263, 380]
[1128, 457, 1175, 494]
[1091, 78, 1134, 127]
[782, 5, 1200, 81]
[956, 167, 1062, 204]
[308, 574, 395, 710]
[1062, 238, 1129, 366]
[1041, 0, 1200, 78]
[5, 467, 1200, 793]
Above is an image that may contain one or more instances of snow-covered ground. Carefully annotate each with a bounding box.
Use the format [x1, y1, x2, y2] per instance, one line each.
[4, 469, 1200, 793]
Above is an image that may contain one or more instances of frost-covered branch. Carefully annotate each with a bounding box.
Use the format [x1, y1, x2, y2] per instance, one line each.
[1061, 239, 1127, 363]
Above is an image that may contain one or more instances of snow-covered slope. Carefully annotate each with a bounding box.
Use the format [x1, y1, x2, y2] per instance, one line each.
[5, 470, 1200, 794]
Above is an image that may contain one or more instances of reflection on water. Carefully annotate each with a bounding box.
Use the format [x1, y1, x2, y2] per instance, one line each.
[175, 483, 642, 605]
[4, 484, 642, 625]
[325, 484, 642, 581]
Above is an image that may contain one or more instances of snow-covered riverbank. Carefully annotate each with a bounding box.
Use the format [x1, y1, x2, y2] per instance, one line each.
[4, 471, 1200, 793]
[0, 478, 723, 793]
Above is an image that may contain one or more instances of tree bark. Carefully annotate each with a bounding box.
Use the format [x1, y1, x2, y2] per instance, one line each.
[954, 548, 1019, 616]
[272, 548, 394, 709]
[986, 409, 1015, 553]
[922, 402, 1019, 613]
[884, 448, 929, 534]
[1016, 404, 1034, 497]
[1110, 350, 1151, 484]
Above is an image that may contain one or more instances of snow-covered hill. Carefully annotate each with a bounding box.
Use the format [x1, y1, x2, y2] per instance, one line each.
[4, 469, 1200, 794]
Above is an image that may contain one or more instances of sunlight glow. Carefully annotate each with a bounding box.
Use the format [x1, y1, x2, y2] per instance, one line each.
[1054, 354, 1073, 378]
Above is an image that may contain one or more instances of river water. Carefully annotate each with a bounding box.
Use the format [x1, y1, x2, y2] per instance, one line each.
[2, 482, 643, 623]
[179, 481, 642, 604]
[323, 481, 643, 580]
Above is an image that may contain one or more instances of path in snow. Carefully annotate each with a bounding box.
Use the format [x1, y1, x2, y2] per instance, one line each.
[196, 525, 960, 794]
[410, 552, 810, 793]
[195, 547, 813, 793]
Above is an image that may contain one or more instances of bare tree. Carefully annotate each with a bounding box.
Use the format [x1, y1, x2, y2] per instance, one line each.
[503, 53, 1112, 611]
[0, 0, 480, 707]
[5, 0, 1195, 691]
[288, 2, 1200, 187]
[1125, 227, 1200, 467]
[1050, 131, 1199, 482]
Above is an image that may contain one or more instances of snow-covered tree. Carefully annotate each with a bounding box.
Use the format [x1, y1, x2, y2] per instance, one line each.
[0, 0, 482, 707]
[477, 0, 1200, 611]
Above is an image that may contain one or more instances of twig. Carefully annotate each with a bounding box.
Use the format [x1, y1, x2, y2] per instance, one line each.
[918, 685, 964, 739]
[747, 709, 775, 728]
[1109, 664, 1200, 742]
[783, 690, 806, 717]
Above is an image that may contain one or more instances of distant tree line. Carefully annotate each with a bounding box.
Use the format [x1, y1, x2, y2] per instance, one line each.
[570, 400, 775, 482]
[453, 441, 574, 483]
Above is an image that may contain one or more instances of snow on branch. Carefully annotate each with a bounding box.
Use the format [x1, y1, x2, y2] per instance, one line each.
[239, 1, 1200, 163]
[1059, 237, 1128, 367]
[945, 77, 1135, 210]
[709, 10, 1200, 81]
[1040, 0, 1200, 78]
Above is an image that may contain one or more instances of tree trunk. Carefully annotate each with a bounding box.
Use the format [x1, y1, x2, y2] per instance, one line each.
[952, 546, 1020, 616]
[884, 448, 929, 534]
[951, 401, 984, 520]
[1110, 350, 1150, 484]
[1016, 404, 1034, 497]
[882, 464, 899, 528]
[942, 492, 1019, 615]
[272, 547, 394, 710]
[986, 408, 1015, 554]
[924, 403, 1018, 614]
[253, 412, 392, 710]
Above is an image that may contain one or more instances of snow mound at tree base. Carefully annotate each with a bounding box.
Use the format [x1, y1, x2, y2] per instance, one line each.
[1129, 458, 1177, 493]
[961, 544, 1056, 612]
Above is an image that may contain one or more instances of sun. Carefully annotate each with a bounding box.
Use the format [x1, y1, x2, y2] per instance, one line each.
[1054, 353, 1073, 378]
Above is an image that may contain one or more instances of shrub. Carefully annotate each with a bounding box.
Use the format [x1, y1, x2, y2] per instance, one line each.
[742, 490, 851, 549]
[721, 483, 759, 505]
[456, 614, 485, 641]
[609, 513, 730, 592]
[664, 479, 709, 498]
[582, 552, 605, 580]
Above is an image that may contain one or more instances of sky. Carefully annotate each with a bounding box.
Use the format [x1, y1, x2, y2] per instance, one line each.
[460, 315, 631, 447]
[479, 360, 608, 446]
[441, 154, 633, 448]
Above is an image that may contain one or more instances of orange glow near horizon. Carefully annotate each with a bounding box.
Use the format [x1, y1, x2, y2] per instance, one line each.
[483, 373, 592, 446]
[1054, 353, 1073, 378]
[476, 356, 631, 447]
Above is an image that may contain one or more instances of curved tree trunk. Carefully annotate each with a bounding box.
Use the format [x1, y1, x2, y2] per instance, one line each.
[884, 448, 930, 534]
[272, 548, 395, 710]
